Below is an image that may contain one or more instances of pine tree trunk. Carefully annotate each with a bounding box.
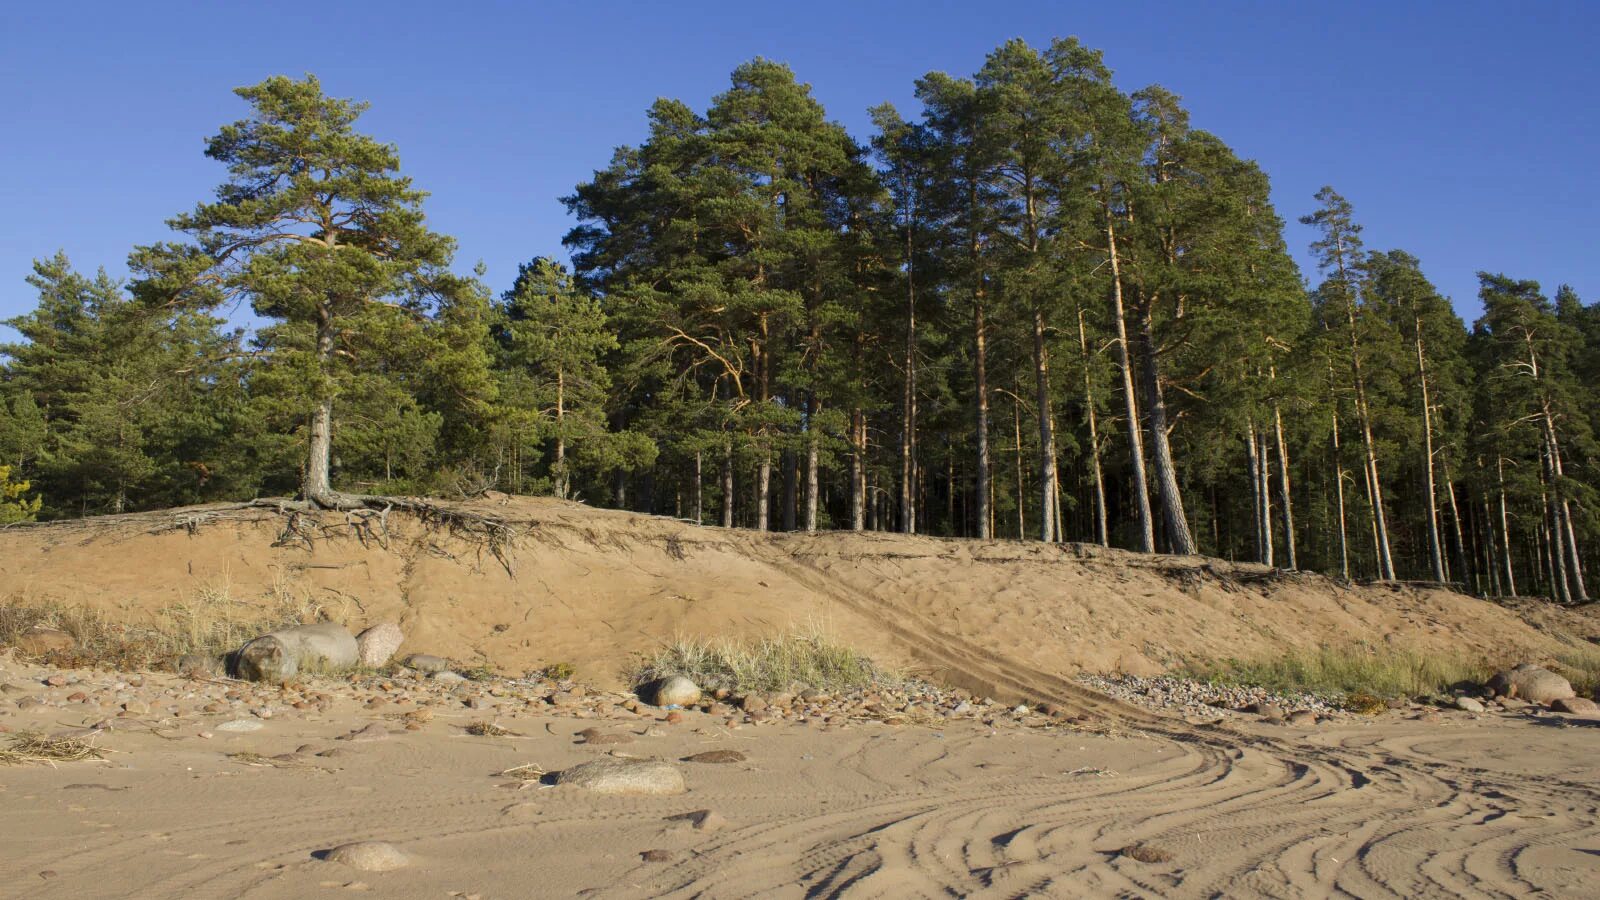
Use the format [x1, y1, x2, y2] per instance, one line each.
[1137, 308, 1195, 554]
[901, 216, 917, 536]
[303, 303, 337, 504]
[1442, 463, 1469, 588]
[757, 456, 771, 531]
[1260, 428, 1275, 567]
[1271, 388, 1297, 569]
[1078, 308, 1108, 547]
[805, 395, 819, 534]
[1247, 422, 1267, 564]
[1106, 216, 1154, 552]
[721, 440, 735, 529]
[693, 450, 703, 525]
[1331, 405, 1350, 581]
[974, 298, 991, 539]
[1497, 457, 1516, 596]
[1414, 325, 1445, 582]
[1032, 306, 1057, 543]
[1012, 389, 1025, 539]
[850, 408, 865, 532]
[1544, 417, 1590, 602]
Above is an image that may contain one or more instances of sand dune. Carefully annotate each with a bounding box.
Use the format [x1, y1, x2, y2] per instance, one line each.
[2, 497, 1593, 692]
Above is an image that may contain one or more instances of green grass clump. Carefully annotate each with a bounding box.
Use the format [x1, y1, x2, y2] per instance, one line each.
[629, 629, 898, 695]
[1185, 644, 1498, 700]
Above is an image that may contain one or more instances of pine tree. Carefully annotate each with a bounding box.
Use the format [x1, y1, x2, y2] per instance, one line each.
[130, 75, 488, 508]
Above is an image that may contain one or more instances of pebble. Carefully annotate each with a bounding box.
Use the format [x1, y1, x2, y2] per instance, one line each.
[1079, 673, 1342, 719]
[215, 719, 265, 733]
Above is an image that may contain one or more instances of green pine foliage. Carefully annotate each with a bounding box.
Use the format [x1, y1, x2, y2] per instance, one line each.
[1, 47, 1594, 603]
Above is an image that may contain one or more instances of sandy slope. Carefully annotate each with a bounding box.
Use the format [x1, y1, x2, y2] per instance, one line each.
[1, 497, 1594, 694]
[0, 655, 1596, 899]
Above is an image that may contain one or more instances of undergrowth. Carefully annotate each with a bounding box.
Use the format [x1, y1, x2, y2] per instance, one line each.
[1185, 644, 1501, 700]
[1, 577, 334, 671]
[629, 629, 898, 695]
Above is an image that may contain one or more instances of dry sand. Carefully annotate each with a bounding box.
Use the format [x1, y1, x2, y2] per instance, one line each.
[2, 498, 1599, 897]
[0, 654, 1597, 898]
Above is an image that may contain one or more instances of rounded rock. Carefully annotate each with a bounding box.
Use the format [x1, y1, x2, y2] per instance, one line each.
[643, 675, 702, 708]
[323, 841, 410, 872]
[356, 623, 404, 668]
[554, 757, 687, 795]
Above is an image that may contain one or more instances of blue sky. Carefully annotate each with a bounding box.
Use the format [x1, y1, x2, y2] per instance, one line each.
[2, 1, 1596, 340]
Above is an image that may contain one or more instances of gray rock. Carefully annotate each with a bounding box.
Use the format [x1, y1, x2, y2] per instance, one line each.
[670, 809, 729, 833]
[215, 719, 264, 733]
[1453, 696, 1485, 713]
[432, 671, 466, 684]
[554, 757, 687, 795]
[642, 675, 702, 708]
[232, 623, 358, 682]
[176, 653, 223, 677]
[1487, 664, 1574, 705]
[323, 841, 410, 872]
[355, 623, 404, 668]
[405, 654, 450, 674]
[1551, 696, 1598, 715]
[13, 627, 76, 656]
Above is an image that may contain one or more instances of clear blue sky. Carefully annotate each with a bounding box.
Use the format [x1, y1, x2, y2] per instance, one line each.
[3, 1, 1596, 341]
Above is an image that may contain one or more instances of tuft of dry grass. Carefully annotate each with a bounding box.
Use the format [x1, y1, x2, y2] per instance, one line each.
[497, 762, 547, 789]
[0, 731, 108, 766]
[1, 577, 334, 672]
[465, 720, 516, 737]
[628, 628, 899, 695]
[1185, 644, 1500, 700]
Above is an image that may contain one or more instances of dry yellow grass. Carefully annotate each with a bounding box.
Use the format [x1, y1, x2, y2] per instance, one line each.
[629, 628, 898, 695]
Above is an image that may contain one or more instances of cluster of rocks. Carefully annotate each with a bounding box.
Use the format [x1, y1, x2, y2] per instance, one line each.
[1081, 662, 1600, 724]
[1077, 673, 1343, 722]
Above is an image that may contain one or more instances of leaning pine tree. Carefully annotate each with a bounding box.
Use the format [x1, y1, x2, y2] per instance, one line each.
[131, 75, 488, 508]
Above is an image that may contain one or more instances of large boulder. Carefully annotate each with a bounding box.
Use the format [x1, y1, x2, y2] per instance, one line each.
[1485, 664, 1575, 705]
[1551, 697, 1598, 715]
[232, 623, 358, 682]
[640, 674, 702, 708]
[555, 758, 686, 795]
[355, 623, 404, 668]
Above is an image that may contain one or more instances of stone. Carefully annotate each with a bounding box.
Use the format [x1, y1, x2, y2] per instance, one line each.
[1286, 709, 1318, 726]
[576, 728, 633, 746]
[433, 671, 466, 684]
[1453, 696, 1485, 713]
[1244, 701, 1284, 719]
[12, 628, 76, 656]
[640, 849, 679, 863]
[554, 758, 686, 795]
[669, 809, 729, 833]
[405, 654, 449, 674]
[356, 624, 404, 668]
[1551, 697, 1598, 715]
[232, 624, 358, 682]
[682, 750, 746, 764]
[215, 719, 264, 733]
[641, 675, 702, 708]
[177, 654, 224, 677]
[1486, 664, 1575, 705]
[323, 841, 410, 872]
[737, 694, 767, 713]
